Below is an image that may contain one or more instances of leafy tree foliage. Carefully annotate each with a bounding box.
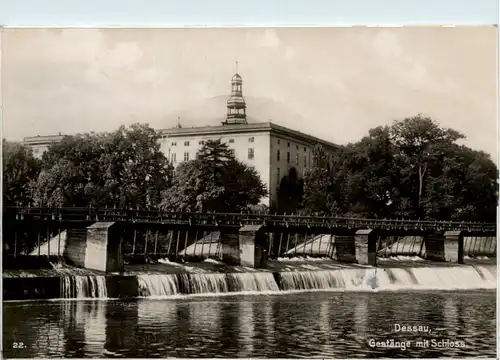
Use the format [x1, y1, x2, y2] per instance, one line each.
[161, 139, 267, 212]
[389, 114, 465, 218]
[301, 115, 497, 221]
[30, 124, 173, 208]
[2, 140, 41, 206]
[276, 167, 304, 214]
[302, 145, 338, 215]
[341, 126, 399, 218]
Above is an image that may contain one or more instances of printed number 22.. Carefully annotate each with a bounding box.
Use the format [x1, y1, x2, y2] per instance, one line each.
[13, 342, 26, 349]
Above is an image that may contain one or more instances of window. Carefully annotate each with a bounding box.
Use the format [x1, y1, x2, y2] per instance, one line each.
[296, 145, 299, 150]
[287, 152, 290, 163]
[184, 141, 190, 146]
[277, 139, 280, 145]
[199, 140, 205, 145]
[229, 139, 235, 143]
[248, 137, 255, 143]
[304, 156, 307, 168]
[304, 146, 307, 152]
[277, 168, 280, 183]
[196, 152, 201, 160]
[287, 142, 290, 148]
[296, 153, 299, 164]
[277, 150, 280, 161]
[171, 153, 176, 163]
[183, 152, 189, 161]
[248, 148, 254, 160]
[171, 142, 177, 146]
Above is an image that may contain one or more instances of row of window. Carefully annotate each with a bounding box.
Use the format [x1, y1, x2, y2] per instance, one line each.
[276, 150, 308, 166]
[276, 138, 307, 152]
[171, 137, 254, 147]
[171, 138, 309, 151]
[171, 149, 309, 166]
[171, 148, 254, 163]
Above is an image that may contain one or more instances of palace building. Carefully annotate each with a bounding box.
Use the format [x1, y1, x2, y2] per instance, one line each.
[23, 71, 339, 209]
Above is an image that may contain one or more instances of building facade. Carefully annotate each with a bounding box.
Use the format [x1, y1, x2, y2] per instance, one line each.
[23, 72, 339, 209]
[23, 134, 65, 158]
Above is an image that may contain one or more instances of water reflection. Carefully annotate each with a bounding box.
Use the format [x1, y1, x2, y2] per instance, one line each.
[237, 301, 254, 357]
[3, 291, 496, 358]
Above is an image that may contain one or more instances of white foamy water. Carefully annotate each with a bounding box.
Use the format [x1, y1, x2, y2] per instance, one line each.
[157, 258, 184, 266]
[378, 256, 425, 262]
[137, 274, 180, 296]
[137, 272, 280, 297]
[279, 265, 496, 292]
[60, 276, 108, 299]
[277, 256, 331, 262]
[133, 264, 496, 299]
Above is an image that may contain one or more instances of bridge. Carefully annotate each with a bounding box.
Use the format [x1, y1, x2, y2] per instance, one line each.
[3, 207, 497, 272]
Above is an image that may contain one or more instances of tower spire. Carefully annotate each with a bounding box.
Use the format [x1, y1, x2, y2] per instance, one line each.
[223, 66, 247, 125]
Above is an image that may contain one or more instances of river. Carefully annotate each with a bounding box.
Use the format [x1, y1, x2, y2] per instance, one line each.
[3, 290, 495, 358]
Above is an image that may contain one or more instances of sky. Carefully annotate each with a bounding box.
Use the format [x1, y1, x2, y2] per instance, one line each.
[1, 26, 497, 156]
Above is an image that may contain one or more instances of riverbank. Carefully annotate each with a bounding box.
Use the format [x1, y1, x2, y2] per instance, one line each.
[3, 258, 496, 301]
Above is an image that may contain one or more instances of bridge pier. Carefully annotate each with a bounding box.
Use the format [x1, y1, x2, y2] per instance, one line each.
[424, 231, 464, 263]
[221, 225, 267, 268]
[64, 222, 123, 272]
[334, 229, 377, 266]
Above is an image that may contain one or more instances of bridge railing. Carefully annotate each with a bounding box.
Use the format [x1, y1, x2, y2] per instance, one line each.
[3, 206, 497, 232]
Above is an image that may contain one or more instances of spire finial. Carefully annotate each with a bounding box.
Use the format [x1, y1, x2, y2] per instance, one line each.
[235, 59, 239, 73]
[176, 116, 182, 128]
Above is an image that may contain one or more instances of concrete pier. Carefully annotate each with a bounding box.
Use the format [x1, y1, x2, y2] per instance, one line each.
[220, 225, 267, 268]
[424, 231, 464, 263]
[355, 229, 377, 266]
[220, 229, 241, 266]
[64, 222, 123, 272]
[333, 230, 377, 266]
[335, 235, 356, 263]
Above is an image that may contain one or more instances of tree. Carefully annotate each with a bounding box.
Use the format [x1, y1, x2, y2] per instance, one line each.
[390, 114, 465, 218]
[423, 143, 498, 221]
[98, 124, 173, 208]
[302, 145, 338, 215]
[277, 167, 304, 214]
[2, 140, 41, 206]
[341, 126, 398, 218]
[161, 139, 267, 212]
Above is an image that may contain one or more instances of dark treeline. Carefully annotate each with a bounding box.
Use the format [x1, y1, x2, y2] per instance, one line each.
[280, 115, 497, 222]
[3, 115, 498, 222]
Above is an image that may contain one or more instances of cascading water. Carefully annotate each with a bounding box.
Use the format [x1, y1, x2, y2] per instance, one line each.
[228, 272, 280, 292]
[57, 264, 496, 300]
[137, 274, 180, 296]
[60, 276, 108, 299]
[137, 272, 280, 297]
[277, 265, 496, 292]
[134, 264, 495, 298]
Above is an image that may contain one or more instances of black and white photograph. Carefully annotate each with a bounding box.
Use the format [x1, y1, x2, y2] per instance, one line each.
[1, 26, 498, 358]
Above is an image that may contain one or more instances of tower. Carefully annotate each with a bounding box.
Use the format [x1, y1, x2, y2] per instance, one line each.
[224, 63, 247, 125]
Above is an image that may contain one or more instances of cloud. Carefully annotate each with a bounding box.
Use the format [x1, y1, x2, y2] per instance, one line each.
[1, 27, 496, 156]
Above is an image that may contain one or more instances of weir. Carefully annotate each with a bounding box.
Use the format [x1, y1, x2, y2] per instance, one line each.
[4, 265, 496, 300]
[3, 262, 496, 301]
